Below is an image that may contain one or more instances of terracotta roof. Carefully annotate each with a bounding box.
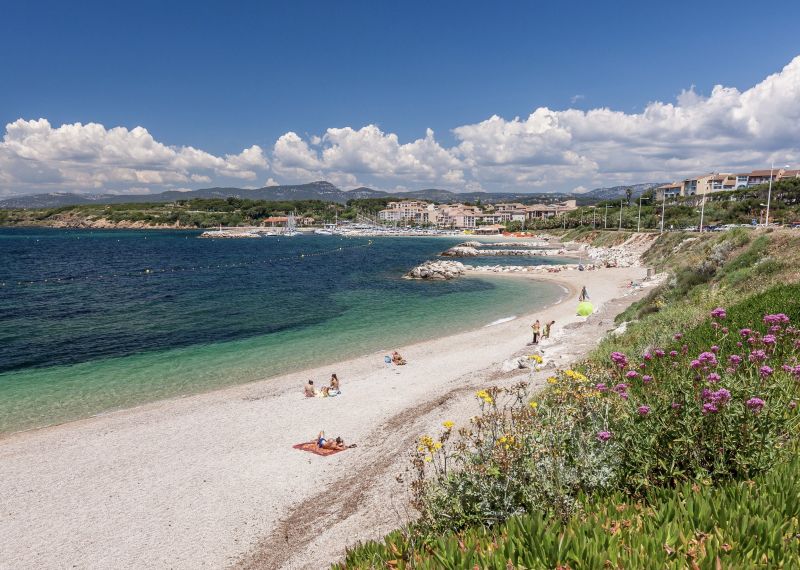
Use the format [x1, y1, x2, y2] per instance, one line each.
[749, 170, 779, 177]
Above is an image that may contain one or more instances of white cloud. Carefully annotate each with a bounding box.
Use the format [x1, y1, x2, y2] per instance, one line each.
[0, 119, 267, 193]
[570, 94, 585, 104]
[264, 177, 280, 187]
[2, 56, 799, 196]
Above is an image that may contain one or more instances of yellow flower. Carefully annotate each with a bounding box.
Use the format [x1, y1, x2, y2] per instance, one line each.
[530, 401, 538, 409]
[476, 390, 494, 404]
[443, 420, 454, 429]
[433, 442, 442, 450]
[528, 354, 543, 364]
[424, 456, 432, 462]
[547, 377, 558, 384]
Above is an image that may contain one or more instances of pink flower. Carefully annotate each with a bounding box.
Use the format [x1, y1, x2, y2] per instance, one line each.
[654, 349, 665, 358]
[763, 334, 777, 345]
[698, 352, 718, 366]
[626, 370, 640, 380]
[711, 307, 726, 319]
[595, 383, 608, 392]
[669, 350, 678, 358]
[610, 352, 629, 368]
[702, 402, 719, 415]
[749, 349, 767, 363]
[759, 365, 773, 378]
[710, 345, 720, 353]
[763, 314, 790, 325]
[706, 372, 721, 383]
[690, 359, 702, 369]
[729, 354, 742, 365]
[637, 405, 651, 416]
[642, 375, 653, 384]
[739, 328, 751, 338]
[673, 333, 683, 340]
[746, 397, 765, 412]
[596, 430, 612, 442]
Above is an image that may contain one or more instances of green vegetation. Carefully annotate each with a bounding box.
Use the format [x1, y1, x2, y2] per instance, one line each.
[339, 451, 800, 568]
[510, 178, 800, 232]
[0, 197, 392, 228]
[337, 229, 800, 569]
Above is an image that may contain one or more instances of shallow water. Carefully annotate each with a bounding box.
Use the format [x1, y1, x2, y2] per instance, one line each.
[0, 228, 563, 434]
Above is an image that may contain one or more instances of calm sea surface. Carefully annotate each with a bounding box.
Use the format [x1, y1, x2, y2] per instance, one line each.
[0, 228, 566, 434]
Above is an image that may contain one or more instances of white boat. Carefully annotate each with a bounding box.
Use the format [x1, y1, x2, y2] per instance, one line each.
[314, 223, 336, 235]
[283, 212, 301, 236]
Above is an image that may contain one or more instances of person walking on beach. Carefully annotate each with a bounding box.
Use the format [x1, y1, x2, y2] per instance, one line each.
[579, 286, 589, 301]
[531, 320, 541, 344]
[543, 320, 555, 340]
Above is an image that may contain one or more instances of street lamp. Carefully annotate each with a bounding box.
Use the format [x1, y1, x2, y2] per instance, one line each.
[765, 162, 790, 227]
[660, 193, 666, 234]
[618, 200, 623, 231]
[637, 195, 643, 232]
[604, 204, 608, 229]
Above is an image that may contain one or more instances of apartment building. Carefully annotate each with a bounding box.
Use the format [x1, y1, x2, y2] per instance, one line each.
[377, 201, 437, 224]
[656, 167, 795, 200]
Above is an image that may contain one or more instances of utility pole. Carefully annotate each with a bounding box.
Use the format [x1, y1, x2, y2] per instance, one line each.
[637, 195, 643, 232]
[699, 194, 706, 233]
[618, 200, 623, 231]
[604, 205, 608, 229]
[592, 207, 596, 229]
[660, 195, 666, 234]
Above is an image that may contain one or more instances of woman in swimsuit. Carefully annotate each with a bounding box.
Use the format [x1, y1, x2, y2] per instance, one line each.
[317, 431, 346, 450]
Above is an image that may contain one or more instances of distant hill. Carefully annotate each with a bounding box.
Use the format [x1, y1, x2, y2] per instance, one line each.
[0, 181, 666, 209]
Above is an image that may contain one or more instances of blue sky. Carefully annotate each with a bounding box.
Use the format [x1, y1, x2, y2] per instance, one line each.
[1, 0, 799, 195]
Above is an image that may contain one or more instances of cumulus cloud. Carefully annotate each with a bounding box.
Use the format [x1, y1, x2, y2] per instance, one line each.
[2, 56, 799, 196]
[0, 119, 267, 193]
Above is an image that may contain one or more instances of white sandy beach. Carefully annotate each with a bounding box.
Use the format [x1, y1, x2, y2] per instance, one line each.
[0, 265, 649, 569]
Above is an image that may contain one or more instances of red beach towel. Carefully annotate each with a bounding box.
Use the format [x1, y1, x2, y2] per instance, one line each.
[292, 441, 346, 457]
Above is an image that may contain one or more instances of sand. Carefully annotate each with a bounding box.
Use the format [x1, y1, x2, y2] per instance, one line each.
[0, 266, 650, 569]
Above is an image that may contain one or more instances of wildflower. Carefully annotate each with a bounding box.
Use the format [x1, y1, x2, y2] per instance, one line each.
[671, 402, 682, 409]
[790, 401, 798, 410]
[749, 349, 767, 363]
[596, 430, 612, 442]
[610, 352, 629, 368]
[702, 402, 719, 415]
[670, 350, 678, 358]
[710, 345, 720, 353]
[442, 420, 454, 429]
[706, 372, 721, 383]
[712, 388, 731, 404]
[619, 392, 629, 400]
[736, 341, 743, 348]
[476, 390, 493, 404]
[643, 352, 653, 361]
[637, 405, 651, 416]
[746, 397, 765, 413]
[625, 370, 639, 379]
[763, 313, 790, 325]
[698, 352, 718, 366]
[721, 327, 729, 334]
[528, 354, 543, 363]
[701, 388, 712, 400]
[729, 354, 742, 366]
[595, 383, 608, 392]
[529, 401, 538, 409]
[547, 376, 558, 385]
[673, 333, 683, 340]
[759, 365, 773, 378]
[612, 383, 628, 394]
[711, 307, 727, 319]
[654, 349, 665, 358]
[690, 359, 702, 369]
[739, 328, 752, 338]
[424, 456, 432, 462]
[642, 375, 653, 384]
[763, 334, 777, 345]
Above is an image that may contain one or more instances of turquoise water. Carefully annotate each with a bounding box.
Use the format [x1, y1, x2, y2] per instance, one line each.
[0, 229, 562, 434]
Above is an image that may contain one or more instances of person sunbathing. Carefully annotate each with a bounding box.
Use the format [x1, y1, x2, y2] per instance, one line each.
[304, 380, 316, 397]
[317, 431, 346, 450]
[391, 351, 407, 365]
[329, 374, 340, 395]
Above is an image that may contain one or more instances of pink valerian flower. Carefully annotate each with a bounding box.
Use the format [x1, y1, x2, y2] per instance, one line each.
[643, 352, 653, 361]
[706, 372, 721, 383]
[711, 307, 727, 319]
[612, 383, 628, 394]
[739, 328, 752, 338]
[610, 352, 629, 368]
[763, 334, 777, 346]
[669, 350, 678, 358]
[626, 370, 640, 379]
[749, 350, 767, 363]
[642, 375, 653, 384]
[721, 327, 729, 334]
[710, 345, 720, 353]
[654, 349, 665, 358]
[595, 382, 608, 392]
[736, 341, 743, 348]
[746, 397, 765, 412]
[690, 359, 702, 369]
[639, 363, 646, 370]
[637, 405, 651, 416]
[759, 366, 773, 378]
[673, 333, 683, 340]
[698, 352, 718, 366]
[702, 402, 719, 415]
[769, 325, 782, 334]
[596, 430, 612, 442]
[763, 313, 790, 325]
[729, 354, 742, 366]
[701, 388, 712, 400]
[711, 388, 731, 404]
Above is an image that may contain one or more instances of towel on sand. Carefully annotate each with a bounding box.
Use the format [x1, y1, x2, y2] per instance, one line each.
[292, 441, 345, 456]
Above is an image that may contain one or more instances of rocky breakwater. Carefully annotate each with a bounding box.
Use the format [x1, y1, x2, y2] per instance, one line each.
[579, 233, 658, 268]
[405, 260, 468, 280]
[442, 246, 565, 257]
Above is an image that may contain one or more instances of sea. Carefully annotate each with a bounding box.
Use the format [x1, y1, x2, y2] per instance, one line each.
[0, 228, 569, 435]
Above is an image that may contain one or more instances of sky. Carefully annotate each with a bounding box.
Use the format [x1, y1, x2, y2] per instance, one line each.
[1, 0, 800, 197]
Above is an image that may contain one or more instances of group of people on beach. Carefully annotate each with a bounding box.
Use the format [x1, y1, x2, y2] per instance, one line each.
[304, 373, 341, 398]
[385, 350, 406, 367]
[529, 319, 555, 345]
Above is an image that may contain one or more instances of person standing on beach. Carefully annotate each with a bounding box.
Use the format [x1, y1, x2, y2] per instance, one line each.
[531, 320, 541, 344]
[543, 320, 555, 340]
[579, 286, 589, 301]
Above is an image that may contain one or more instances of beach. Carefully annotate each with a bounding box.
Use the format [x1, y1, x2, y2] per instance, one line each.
[0, 265, 649, 569]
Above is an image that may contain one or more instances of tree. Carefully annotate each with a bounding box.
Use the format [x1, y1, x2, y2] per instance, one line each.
[626, 187, 633, 206]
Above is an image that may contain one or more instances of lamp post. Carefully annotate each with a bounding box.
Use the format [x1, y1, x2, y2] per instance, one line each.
[765, 162, 790, 227]
[618, 200, 623, 231]
[660, 193, 666, 234]
[637, 195, 643, 232]
[699, 194, 706, 233]
[604, 205, 608, 229]
[592, 207, 596, 229]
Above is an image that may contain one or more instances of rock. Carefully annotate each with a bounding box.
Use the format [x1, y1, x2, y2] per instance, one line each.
[404, 260, 467, 280]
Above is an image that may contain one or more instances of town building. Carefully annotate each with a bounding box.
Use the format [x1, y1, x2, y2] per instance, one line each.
[656, 167, 795, 200]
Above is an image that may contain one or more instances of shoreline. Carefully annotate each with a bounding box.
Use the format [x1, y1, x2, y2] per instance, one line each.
[0, 266, 647, 569]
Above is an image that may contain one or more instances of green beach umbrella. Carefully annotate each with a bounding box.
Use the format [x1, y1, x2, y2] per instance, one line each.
[577, 301, 594, 317]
